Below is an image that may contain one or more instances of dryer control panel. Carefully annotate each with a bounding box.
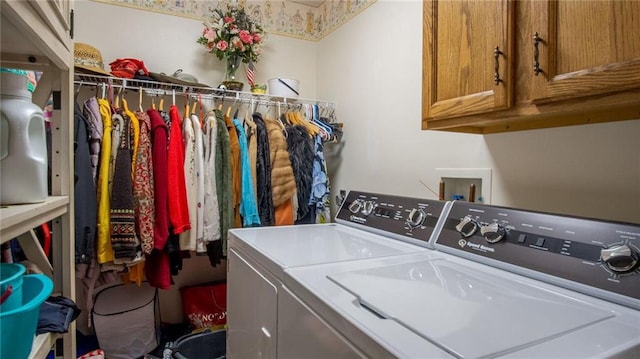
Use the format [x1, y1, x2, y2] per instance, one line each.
[436, 201, 640, 309]
[336, 191, 450, 248]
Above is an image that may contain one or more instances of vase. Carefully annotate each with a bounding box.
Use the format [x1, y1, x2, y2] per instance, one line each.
[221, 55, 244, 91]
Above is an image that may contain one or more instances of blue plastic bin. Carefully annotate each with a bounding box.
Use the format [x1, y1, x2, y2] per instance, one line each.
[0, 274, 53, 359]
[0, 263, 26, 310]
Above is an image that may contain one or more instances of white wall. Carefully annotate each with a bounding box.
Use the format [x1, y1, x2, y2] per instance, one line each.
[318, 0, 640, 224]
[74, 0, 317, 98]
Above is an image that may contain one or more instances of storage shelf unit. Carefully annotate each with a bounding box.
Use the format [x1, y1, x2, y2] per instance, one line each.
[0, 197, 69, 242]
[1, 0, 75, 358]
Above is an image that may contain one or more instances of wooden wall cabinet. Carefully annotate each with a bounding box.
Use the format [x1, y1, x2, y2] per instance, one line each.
[0, 0, 75, 358]
[422, 0, 640, 134]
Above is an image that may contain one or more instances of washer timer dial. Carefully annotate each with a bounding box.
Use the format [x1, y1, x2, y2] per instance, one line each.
[406, 208, 426, 228]
[601, 244, 639, 273]
[480, 222, 506, 243]
[456, 216, 478, 238]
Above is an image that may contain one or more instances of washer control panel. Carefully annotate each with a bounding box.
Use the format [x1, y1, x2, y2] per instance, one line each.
[336, 191, 449, 247]
[436, 201, 640, 307]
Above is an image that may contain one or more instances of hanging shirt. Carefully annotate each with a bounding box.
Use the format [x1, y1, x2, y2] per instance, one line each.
[191, 114, 205, 251]
[233, 118, 261, 227]
[285, 124, 314, 221]
[82, 97, 103, 184]
[201, 114, 220, 254]
[96, 98, 115, 264]
[109, 113, 124, 196]
[133, 111, 155, 255]
[167, 105, 191, 235]
[180, 113, 197, 251]
[121, 101, 139, 179]
[253, 113, 275, 226]
[264, 118, 297, 208]
[74, 101, 97, 264]
[110, 111, 140, 261]
[212, 111, 233, 262]
[148, 109, 170, 250]
[245, 114, 258, 202]
[224, 113, 242, 228]
[310, 134, 331, 223]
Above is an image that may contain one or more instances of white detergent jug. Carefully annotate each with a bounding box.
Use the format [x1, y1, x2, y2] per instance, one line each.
[0, 70, 47, 205]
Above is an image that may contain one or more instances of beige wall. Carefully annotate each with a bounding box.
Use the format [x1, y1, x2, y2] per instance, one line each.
[317, 0, 640, 224]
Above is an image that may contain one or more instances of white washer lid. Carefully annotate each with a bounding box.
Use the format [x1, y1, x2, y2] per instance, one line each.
[228, 224, 425, 272]
[328, 258, 614, 358]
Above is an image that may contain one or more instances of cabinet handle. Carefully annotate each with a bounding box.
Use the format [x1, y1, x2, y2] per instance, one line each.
[533, 32, 543, 76]
[493, 47, 503, 85]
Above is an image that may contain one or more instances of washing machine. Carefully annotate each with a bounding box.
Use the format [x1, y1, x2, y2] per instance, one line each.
[226, 191, 451, 358]
[284, 199, 640, 358]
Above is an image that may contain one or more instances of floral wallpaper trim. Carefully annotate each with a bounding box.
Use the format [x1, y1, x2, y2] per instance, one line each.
[90, 0, 377, 42]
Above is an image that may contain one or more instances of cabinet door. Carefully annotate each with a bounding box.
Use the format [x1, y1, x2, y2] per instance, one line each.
[28, 0, 72, 50]
[227, 249, 278, 359]
[530, 0, 640, 103]
[422, 0, 514, 125]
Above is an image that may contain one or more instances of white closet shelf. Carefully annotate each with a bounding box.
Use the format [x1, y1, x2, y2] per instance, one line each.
[29, 332, 61, 359]
[0, 196, 69, 243]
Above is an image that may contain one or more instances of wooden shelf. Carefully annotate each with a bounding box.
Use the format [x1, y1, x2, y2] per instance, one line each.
[0, 196, 69, 244]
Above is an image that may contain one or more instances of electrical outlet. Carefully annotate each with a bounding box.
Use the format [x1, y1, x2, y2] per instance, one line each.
[436, 168, 492, 204]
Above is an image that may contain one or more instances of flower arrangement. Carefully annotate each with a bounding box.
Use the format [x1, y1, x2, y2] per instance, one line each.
[197, 4, 265, 87]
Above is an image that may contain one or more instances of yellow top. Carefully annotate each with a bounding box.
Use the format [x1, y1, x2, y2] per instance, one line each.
[96, 99, 115, 264]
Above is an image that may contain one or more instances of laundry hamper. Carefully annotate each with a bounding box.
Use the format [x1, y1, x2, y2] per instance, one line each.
[168, 329, 226, 359]
[91, 282, 159, 359]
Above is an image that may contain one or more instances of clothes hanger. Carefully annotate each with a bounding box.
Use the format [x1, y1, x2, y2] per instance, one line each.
[184, 94, 191, 118]
[191, 96, 198, 118]
[138, 87, 144, 112]
[121, 89, 131, 114]
[113, 85, 122, 112]
[74, 81, 83, 101]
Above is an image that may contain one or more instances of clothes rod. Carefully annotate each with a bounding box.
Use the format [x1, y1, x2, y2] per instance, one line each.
[73, 74, 335, 108]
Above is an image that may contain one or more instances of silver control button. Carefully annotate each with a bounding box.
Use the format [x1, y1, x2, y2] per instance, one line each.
[601, 245, 639, 273]
[348, 199, 363, 214]
[456, 216, 478, 238]
[480, 222, 506, 243]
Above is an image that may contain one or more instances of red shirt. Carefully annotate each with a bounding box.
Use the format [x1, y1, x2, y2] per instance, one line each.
[167, 105, 191, 234]
[148, 109, 170, 249]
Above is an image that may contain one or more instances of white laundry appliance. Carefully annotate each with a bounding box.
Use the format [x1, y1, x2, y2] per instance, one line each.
[226, 191, 451, 358]
[285, 197, 640, 358]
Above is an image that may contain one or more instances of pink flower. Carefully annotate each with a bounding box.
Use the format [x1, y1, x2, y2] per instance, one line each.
[239, 30, 253, 44]
[224, 16, 234, 24]
[230, 37, 245, 51]
[253, 34, 262, 43]
[216, 40, 228, 51]
[203, 27, 216, 42]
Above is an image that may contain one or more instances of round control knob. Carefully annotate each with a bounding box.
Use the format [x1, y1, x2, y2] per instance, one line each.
[407, 208, 426, 228]
[456, 216, 478, 238]
[348, 199, 363, 214]
[601, 245, 639, 273]
[480, 222, 506, 243]
[361, 201, 377, 216]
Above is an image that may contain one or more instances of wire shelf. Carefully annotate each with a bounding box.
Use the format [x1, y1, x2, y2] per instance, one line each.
[74, 74, 335, 108]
